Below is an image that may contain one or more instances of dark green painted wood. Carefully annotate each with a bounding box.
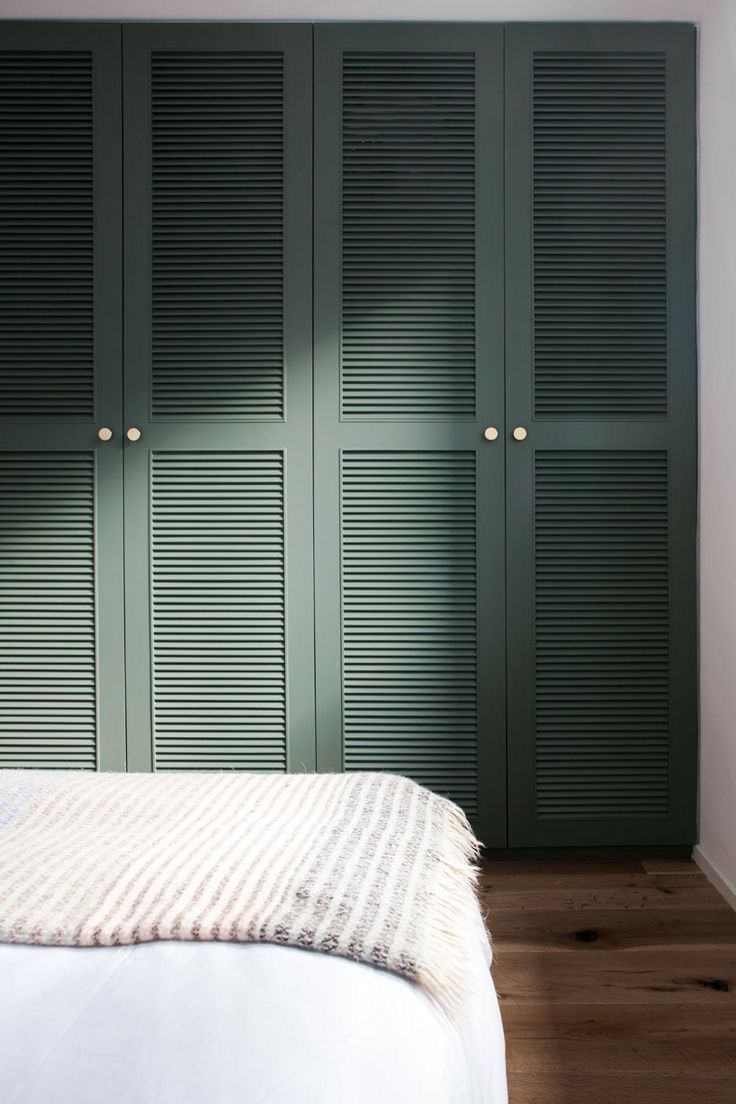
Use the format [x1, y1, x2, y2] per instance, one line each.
[505, 24, 697, 846]
[122, 24, 315, 773]
[314, 23, 507, 844]
[0, 19, 698, 854]
[0, 23, 125, 772]
[483, 845, 694, 860]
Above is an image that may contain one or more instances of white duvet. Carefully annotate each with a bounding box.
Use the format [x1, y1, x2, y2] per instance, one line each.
[0, 933, 506, 1104]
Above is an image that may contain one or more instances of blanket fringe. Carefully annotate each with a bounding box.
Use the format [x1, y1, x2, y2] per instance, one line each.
[416, 797, 486, 1021]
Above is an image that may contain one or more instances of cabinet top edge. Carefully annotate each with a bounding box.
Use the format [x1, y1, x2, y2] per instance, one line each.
[0, 18, 698, 27]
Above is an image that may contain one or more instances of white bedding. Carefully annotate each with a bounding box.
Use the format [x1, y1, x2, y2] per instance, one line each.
[0, 932, 506, 1104]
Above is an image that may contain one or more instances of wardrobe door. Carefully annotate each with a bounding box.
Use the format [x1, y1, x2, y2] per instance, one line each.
[123, 25, 314, 773]
[505, 24, 697, 846]
[0, 24, 125, 771]
[314, 24, 506, 842]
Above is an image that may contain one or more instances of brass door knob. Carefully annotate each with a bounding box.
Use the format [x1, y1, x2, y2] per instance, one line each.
[97, 427, 113, 442]
[126, 427, 142, 442]
[483, 426, 499, 442]
[512, 426, 528, 441]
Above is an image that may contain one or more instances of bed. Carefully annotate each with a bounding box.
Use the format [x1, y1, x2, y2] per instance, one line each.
[0, 770, 507, 1103]
[0, 931, 506, 1103]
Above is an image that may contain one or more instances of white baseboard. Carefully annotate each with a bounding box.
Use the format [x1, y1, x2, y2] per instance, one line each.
[693, 845, 736, 912]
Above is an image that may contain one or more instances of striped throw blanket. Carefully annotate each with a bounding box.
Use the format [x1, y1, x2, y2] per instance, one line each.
[0, 770, 483, 1018]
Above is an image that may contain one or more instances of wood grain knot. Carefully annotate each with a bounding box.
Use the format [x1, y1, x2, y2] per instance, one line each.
[698, 978, 730, 992]
[574, 929, 600, 943]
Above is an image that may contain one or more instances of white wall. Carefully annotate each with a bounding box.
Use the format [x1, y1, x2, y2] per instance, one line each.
[1, 0, 735, 889]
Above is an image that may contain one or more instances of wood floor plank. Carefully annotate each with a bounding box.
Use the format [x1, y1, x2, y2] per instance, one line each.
[493, 949, 736, 1003]
[482, 859, 645, 878]
[481, 882, 729, 911]
[488, 858, 735, 1101]
[641, 858, 701, 875]
[502, 1003, 736, 1072]
[489, 907, 736, 951]
[481, 871, 711, 890]
[508, 1072, 736, 1104]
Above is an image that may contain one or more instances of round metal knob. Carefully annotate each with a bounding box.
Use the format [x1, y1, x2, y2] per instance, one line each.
[512, 426, 528, 441]
[126, 427, 142, 442]
[97, 427, 113, 442]
[483, 426, 499, 442]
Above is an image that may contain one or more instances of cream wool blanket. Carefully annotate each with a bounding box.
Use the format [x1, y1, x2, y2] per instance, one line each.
[0, 770, 484, 1018]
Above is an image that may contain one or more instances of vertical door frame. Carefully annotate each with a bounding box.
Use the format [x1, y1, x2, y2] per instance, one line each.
[93, 24, 126, 771]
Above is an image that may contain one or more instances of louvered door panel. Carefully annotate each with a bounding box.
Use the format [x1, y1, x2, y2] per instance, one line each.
[151, 52, 285, 419]
[314, 24, 506, 843]
[123, 25, 314, 773]
[0, 454, 96, 767]
[0, 50, 94, 417]
[533, 52, 667, 418]
[535, 452, 670, 819]
[341, 53, 476, 419]
[0, 24, 125, 773]
[506, 24, 696, 847]
[151, 453, 286, 770]
[342, 452, 478, 813]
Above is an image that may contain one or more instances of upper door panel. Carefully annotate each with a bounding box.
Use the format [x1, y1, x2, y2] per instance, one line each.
[124, 24, 312, 436]
[148, 48, 286, 421]
[338, 46, 478, 421]
[0, 22, 122, 435]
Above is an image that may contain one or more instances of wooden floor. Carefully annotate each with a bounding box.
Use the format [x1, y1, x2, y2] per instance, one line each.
[481, 858, 736, 1104]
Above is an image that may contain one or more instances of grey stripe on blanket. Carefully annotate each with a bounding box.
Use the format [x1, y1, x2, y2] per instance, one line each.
[0, 770, 484, 1018]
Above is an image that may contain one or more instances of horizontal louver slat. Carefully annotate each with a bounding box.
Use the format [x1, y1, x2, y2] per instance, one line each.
[151, 53, 285, 420]
[535, 451, 670, 819]
[151, 452, 287, 771]
[342, 452, 477, 813]
[0, 52, 94, 418]
[341, 53, 476, 419]
[533, 52, 667, 418]
[0, 454, 96, 767]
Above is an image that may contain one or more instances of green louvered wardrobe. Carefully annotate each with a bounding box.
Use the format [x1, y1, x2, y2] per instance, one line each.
[0, 21, 697, 850]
